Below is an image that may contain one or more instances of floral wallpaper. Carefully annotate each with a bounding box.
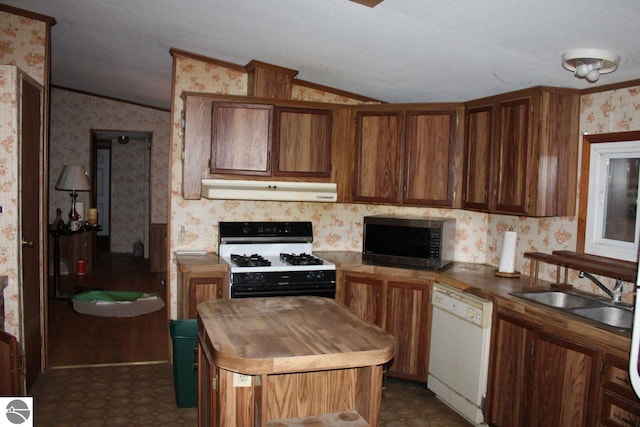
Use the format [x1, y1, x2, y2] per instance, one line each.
[110, 138, 149, 253]
[487, 86, 640, 301]
[49, 88, 171, 254]
[168, 51, 640, 316]
[0, 65, 21, 338]
[0, 11, 46, 85]
[167, 52, 487, 318]
[0, 10, 47, 339]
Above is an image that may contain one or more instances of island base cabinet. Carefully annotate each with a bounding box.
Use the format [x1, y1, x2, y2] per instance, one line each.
[198, 348, 384, 426]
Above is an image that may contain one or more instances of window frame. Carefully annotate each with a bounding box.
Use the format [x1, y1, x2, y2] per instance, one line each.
[578, 131, 640, 261]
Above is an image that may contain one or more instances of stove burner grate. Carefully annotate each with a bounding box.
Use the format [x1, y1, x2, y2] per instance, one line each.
[280, 252, 324, 266]
[231, 253, 271, 267]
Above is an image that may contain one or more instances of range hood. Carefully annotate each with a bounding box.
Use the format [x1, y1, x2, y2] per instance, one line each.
[201, 179, 337, 202]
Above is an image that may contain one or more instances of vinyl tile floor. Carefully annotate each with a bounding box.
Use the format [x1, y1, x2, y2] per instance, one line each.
[29, 363, 471, 426]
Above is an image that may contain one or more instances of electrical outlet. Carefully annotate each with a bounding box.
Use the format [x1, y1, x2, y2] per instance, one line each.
[233, 373, 252, 387]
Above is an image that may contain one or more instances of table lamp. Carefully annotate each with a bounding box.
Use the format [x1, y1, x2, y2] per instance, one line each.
[55, 164, 91, 222]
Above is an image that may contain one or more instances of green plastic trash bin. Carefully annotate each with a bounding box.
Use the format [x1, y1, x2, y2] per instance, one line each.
[169, 319, 198, 408]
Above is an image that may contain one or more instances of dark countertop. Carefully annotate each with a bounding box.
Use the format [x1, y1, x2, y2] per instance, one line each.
[316, 251, 631, 358]
[178, 251, 631, 358]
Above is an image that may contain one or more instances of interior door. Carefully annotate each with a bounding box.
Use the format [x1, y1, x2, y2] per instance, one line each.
[20, 75, 43, 391]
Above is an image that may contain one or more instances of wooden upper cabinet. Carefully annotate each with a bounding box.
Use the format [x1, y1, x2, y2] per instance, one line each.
[495, 97, 532, 214]
[245, 60, 298, 100]
[354, 111, 404, 203]
[464, 87, 579, 216]
[354, 107, 459, 206]
[211, 102, 273, 176]
[273, 107, 333, 177]
[183, 95, 214, 199]
[463, 106, 493, 211]
[404, 110, 456, 206]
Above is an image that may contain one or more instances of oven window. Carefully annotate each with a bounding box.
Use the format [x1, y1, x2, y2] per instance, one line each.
[364, 224, 432, 257]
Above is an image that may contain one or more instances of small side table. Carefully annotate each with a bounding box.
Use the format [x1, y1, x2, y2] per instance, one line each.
[48, 225, 100, 299]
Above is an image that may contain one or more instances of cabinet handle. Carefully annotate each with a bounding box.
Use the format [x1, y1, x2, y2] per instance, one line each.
[613, 413, 635, 426]
[21, 239, 34, 247]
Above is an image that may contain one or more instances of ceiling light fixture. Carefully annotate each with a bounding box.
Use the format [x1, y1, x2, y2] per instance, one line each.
[562, 48, 620, 83]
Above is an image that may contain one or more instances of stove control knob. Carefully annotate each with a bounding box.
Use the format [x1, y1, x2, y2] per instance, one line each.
[317, 271, 325, 281]
[283, 225, 292, 234]
[242, 225, 251, 234]
[254, 273, 264, 283]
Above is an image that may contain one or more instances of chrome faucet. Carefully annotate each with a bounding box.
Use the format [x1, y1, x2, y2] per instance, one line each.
[579, 271, 624, 303]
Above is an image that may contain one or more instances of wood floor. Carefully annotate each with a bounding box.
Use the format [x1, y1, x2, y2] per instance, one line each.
[46, 252, 169, 367]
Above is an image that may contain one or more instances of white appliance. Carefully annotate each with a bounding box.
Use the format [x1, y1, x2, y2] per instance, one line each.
[428, 282, 493, 425]
[218, 221, 336, 299]
[202, 179, 337, 202]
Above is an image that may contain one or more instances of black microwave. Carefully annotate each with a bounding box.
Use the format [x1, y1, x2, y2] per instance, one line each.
[362, 215, 455, 269]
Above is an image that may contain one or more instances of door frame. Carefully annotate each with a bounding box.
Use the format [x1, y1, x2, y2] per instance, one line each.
[90, 130, 153, 256]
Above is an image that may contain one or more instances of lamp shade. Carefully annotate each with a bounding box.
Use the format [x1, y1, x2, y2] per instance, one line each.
[55, 165, 91, 191]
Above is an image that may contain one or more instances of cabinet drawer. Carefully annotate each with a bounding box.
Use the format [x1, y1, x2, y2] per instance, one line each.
[601, 391, 640, 427]
[604, 361, 637, 400]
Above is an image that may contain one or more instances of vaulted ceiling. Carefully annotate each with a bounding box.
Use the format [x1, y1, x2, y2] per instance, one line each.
[5, 0, 640, 110]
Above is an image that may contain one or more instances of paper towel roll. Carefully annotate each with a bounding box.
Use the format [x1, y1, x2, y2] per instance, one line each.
[498, 231, 517, 273]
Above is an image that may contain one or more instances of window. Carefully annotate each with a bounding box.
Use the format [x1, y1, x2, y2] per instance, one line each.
[582, 136, 640, 262]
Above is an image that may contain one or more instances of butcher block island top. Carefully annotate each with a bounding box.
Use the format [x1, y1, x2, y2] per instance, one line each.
[197, 296, 396, 375]
[197, 296, 396, 427]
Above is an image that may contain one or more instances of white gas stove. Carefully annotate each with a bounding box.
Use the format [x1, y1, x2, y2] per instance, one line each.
[218, 221, 336, 298]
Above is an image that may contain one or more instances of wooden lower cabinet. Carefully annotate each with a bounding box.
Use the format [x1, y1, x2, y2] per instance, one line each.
[198, 331, 217, 427]
[339, 272, 431, 382]
[385, 281, 430, 381]
[175, 254, 228, 319]
[187, 277, 224, 318]
[487, 311, 602, 427]
[600, 355, 640, 426]
[343, 274, 384, 327]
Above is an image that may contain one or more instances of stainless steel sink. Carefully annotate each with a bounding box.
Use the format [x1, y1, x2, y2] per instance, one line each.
[569, 306, 633, 330]
[512, 291, 601, 309]
[511, 290, 634, 331]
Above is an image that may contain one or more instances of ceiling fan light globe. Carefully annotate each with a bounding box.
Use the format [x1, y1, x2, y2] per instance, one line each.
[586, 69, 600, 82]
[575, 63, 590, 78]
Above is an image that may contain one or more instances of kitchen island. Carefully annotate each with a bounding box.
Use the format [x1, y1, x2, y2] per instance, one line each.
[197, 296, 396, 427]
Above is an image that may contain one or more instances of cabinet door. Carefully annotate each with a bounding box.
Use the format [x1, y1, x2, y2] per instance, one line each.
[463, 105, 493, 211]
[486, 312, 535, 427]
[385, 280, 430, 382]
[189, 277, 224, 319]
[273, 107, 332, 177]
[494, 97, 532, 214]
[198, 334, 218, 427]
[404, 111, 456, 206]
[354, 111, 404, 203]
[529, 332, 601, 427]
[343, 274, 384, 327]
[183, 95, 213, 199]
[211, 102, 273, 175]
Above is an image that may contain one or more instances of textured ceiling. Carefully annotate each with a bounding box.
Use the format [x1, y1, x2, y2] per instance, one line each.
[5, 0, 640, 110]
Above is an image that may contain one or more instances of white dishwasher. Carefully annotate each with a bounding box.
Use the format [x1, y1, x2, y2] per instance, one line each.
[428, 282, 492, 425]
